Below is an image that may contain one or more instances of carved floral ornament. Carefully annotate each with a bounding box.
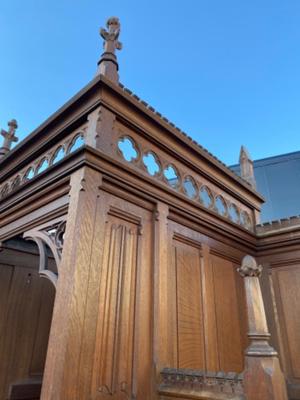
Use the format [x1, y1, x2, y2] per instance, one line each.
[237, 255, 263, 278]
[0, 130, 86, 201]
[117, 135, 253, 231]
[100, 17, 122, 52]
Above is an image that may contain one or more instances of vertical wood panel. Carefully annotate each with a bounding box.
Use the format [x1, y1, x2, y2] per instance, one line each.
[173, 239, 205, 370]
[275, 265, 300, 379]
[41, 167, 103, 400]
[29, 280, 55, 375]
[41, 169, 154, 399]
[211, 253, 245, 372]
[88, 194, 153, 400]
[0, 261, 55, 399]
[94, 219, 138, 397]
[154, 203, 176, 373]
[201, 245, 219, 371]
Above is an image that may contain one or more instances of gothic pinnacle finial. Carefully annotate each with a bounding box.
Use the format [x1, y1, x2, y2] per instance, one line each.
[0, 119, 18, 159]
[96, 17, 122, 82]
[239, 145, 256, 189]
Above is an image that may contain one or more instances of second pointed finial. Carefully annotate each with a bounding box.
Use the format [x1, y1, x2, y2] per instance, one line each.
[239, 145, 256, 189]
[0, 119, 19, 159]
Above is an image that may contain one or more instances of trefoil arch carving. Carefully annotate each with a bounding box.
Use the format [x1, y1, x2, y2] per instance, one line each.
[23, 218, 66, 288]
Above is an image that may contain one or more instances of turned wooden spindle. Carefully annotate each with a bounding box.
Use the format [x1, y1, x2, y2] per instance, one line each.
[238, 255, 288, 400]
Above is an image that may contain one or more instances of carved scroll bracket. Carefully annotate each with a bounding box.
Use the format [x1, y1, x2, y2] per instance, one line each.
[23, 218, 66, 288]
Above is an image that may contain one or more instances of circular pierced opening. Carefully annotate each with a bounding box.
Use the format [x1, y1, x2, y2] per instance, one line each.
[199, 186, 213, 208]
[118, 136, 138, 162]
[142, 151, 161, 176]
[163, 165, 180, 188]
[183, 176, 197, 198]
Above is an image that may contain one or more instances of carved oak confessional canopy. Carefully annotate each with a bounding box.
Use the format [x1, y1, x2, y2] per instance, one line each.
[0, 16, 264, 283]
[0, 17, 292, 400]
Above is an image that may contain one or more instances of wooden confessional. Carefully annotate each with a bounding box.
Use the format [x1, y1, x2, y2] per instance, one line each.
[0, 16, 298, 400]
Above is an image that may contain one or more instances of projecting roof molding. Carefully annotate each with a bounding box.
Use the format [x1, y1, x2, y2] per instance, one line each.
[0, 74, 264, 205]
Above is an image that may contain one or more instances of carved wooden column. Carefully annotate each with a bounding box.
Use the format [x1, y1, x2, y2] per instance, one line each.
[238, 255, 288, 400]
[153, 202, 173, 374]
[41, 166, 104, 399]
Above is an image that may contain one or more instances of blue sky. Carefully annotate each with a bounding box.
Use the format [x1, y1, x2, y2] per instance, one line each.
[0, 0, 300, 165]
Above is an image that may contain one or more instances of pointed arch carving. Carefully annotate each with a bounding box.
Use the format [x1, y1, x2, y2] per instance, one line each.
[23, 218, 67, 288]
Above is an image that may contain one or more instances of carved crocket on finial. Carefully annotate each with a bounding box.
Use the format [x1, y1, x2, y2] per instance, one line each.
[237, 255, 263, 278]
[0, 119, 19, 159]
[100, 17, 122, 51]
[97, 17, 122, 82]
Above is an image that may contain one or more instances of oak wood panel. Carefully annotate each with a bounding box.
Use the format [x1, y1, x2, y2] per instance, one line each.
[0, 263, 14, 344]
[273, 264, 300, 380]
[173, 239, 205, 370]
[168, 220, 247, 375]
[91, 195, 154, 400]
[201, 244, 220, 371]
[29, 280, 55, 376]
[8, 379, 42, 400]
[210, 253, 245, 372]
[0, 260, 55, 400]
[41, 167, 154, 400]
[41, 167, 104, 400]
[93, 217, 139, 397]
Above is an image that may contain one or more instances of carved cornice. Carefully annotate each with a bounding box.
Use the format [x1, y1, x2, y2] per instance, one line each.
[256, 215, 300, 236]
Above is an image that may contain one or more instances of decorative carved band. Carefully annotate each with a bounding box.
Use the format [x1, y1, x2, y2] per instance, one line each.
[116, 134, 254, 232]
[159, 368, 244, 396]
[0, 127, 87, 202]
